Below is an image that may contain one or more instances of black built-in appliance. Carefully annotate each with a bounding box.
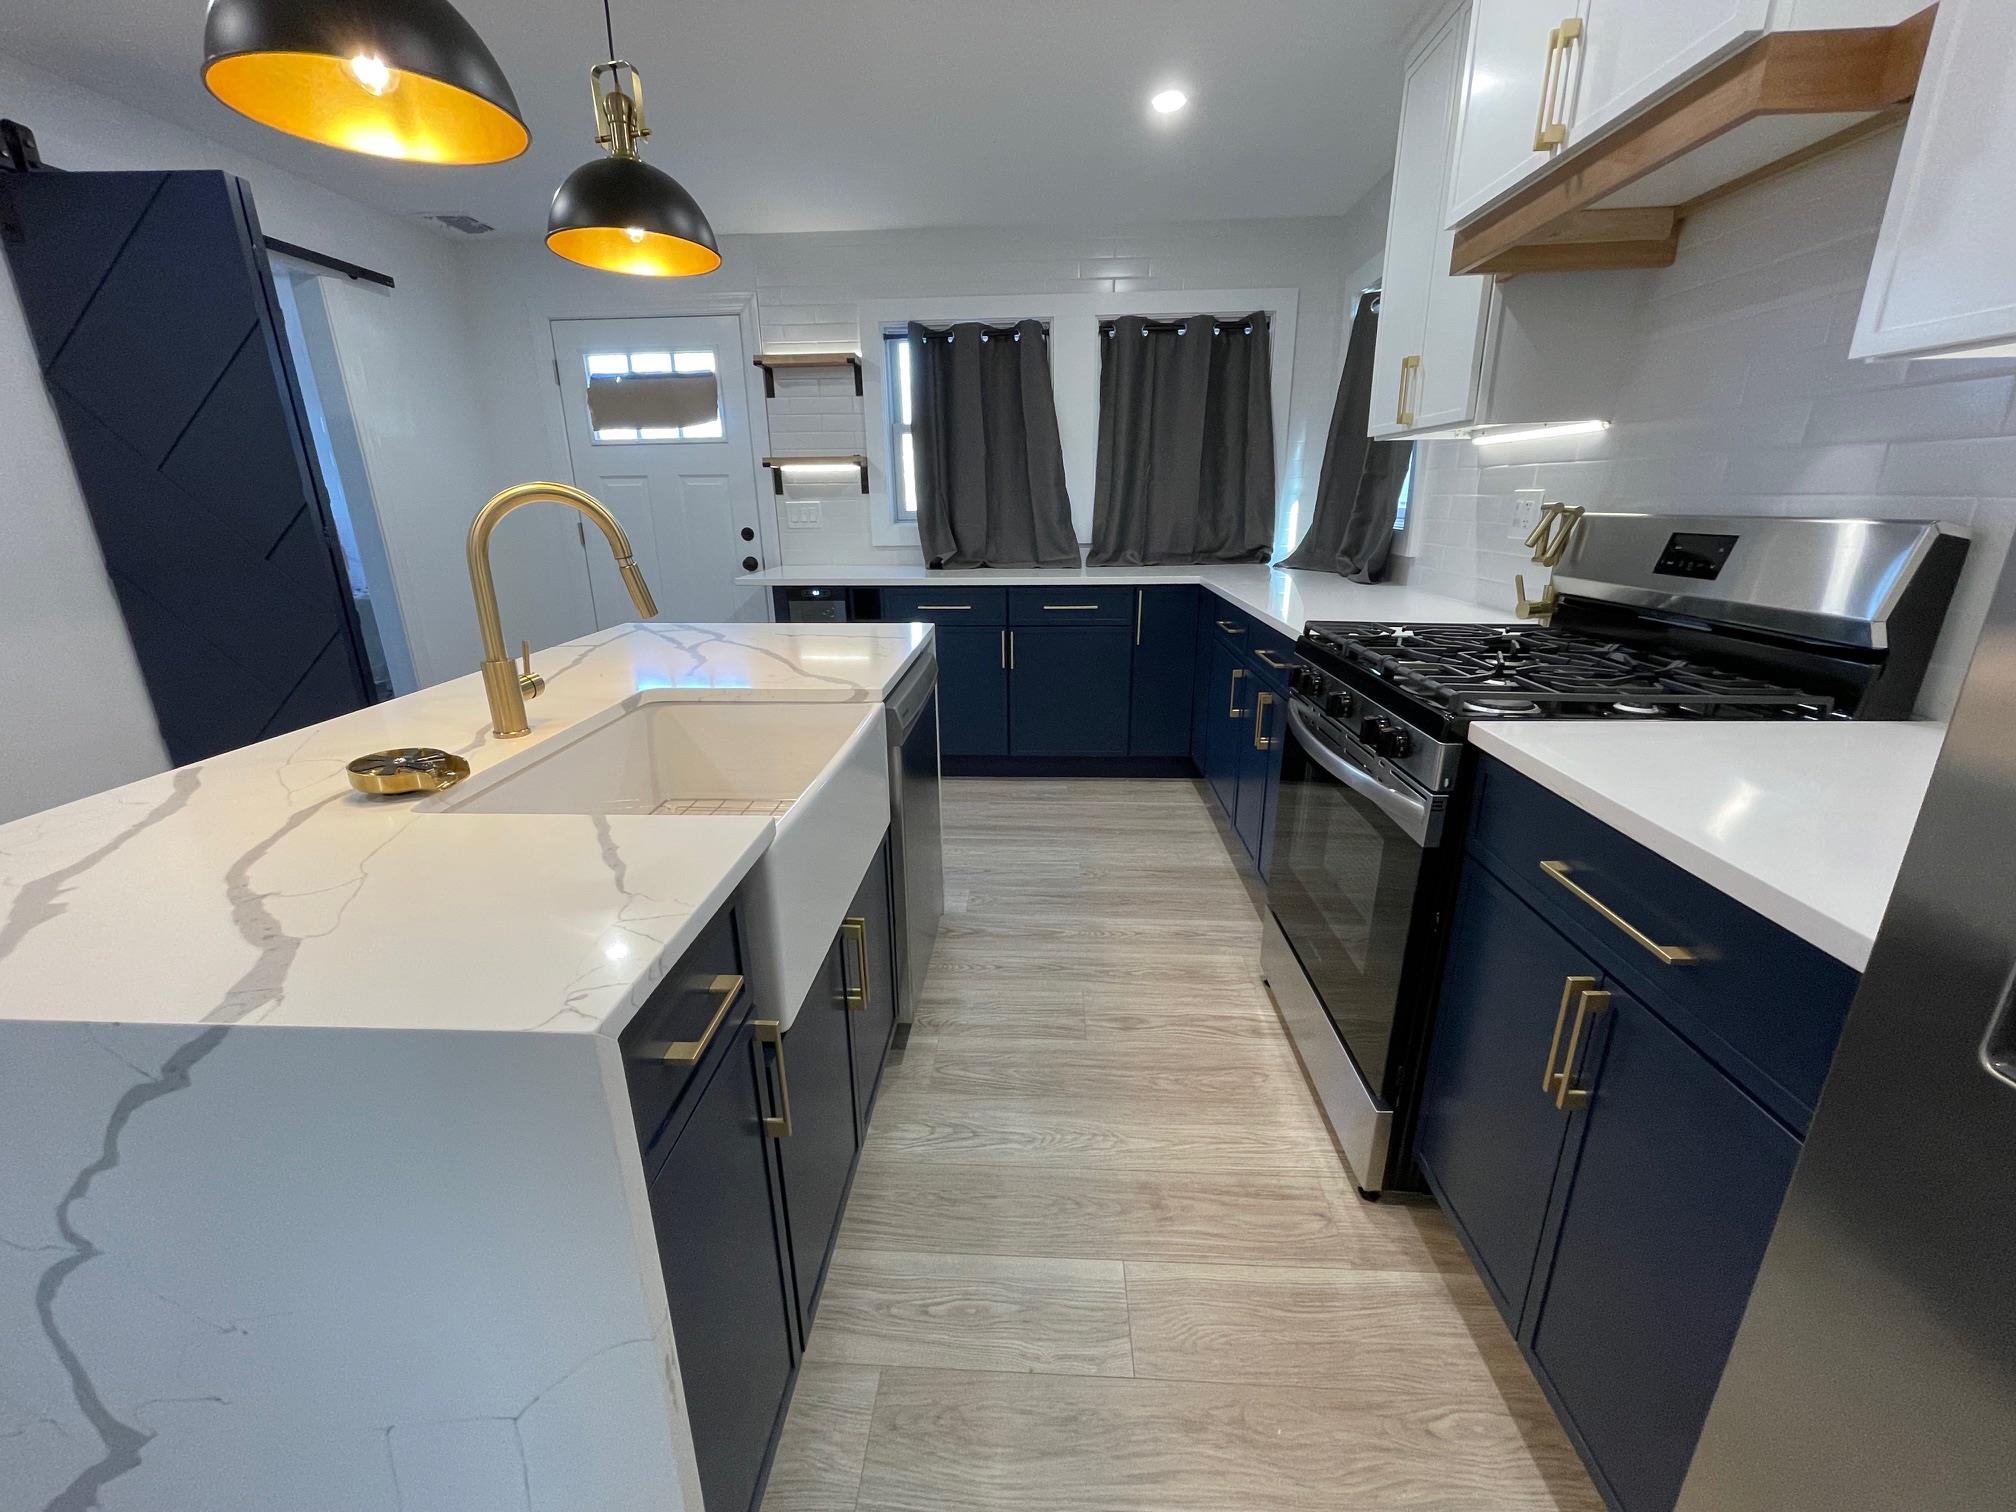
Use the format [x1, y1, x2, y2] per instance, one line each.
[1262, 513, 1968, 1197]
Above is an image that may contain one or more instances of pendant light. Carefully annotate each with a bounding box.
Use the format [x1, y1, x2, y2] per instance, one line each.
[546, 0, 720, 278]
[202, 0, 528, 164]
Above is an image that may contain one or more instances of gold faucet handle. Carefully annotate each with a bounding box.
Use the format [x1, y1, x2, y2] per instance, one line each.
[1515, 573, 1559, 623]
[518, 640, 545, 700]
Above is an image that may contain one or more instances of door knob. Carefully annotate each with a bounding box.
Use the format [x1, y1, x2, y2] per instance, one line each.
[741, 556, 760, 571]
[739, 526, 755, 541]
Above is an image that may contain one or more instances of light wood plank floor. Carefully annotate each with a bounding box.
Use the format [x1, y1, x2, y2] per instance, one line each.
[764, 778, 1602, 1512]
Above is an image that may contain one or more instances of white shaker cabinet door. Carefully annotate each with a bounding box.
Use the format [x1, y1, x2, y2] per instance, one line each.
[1371, 5, 1471, 439]
[1851, 0, 2016, 360]
[1444, 0, 1588, 227]
[1570, 0, 1769, 150]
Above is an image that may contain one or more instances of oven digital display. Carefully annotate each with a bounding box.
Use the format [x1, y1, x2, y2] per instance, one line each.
[1654, 531, 1738, 580]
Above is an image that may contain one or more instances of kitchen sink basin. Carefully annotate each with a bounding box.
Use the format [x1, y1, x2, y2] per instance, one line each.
[440, 699, 890, 1026]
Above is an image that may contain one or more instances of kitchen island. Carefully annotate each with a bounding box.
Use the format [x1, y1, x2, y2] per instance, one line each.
[0, 620, 929, 1512]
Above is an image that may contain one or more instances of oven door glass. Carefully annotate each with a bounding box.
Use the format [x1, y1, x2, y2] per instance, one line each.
[1267, 708, 1432, 1101]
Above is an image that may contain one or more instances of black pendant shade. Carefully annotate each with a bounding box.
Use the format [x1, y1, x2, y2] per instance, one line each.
[546, 57, 719, 278]
[547, 154, 722, 277]
[202, 0, 529, 164]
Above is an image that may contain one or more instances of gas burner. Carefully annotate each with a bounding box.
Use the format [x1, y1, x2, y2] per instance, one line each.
[1460, 697, 1544, 717]
[1610, 701, 1668, 717]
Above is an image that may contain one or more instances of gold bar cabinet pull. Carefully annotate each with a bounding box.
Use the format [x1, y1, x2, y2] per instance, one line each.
[842, 917, 870, 1010]
[629, 974, 744, 1065]
[756, 1019, 793, 1138]
[1397, 355, 1420, 427]
[1228, 666, 1249, 718]
[1253, 691, 1277, 751]
[1255, 649, 1294, 671]
[1540, 861, 1696, 965]
[1554, 987, 1610, 1111]
[1542, 975, 1600, 1097]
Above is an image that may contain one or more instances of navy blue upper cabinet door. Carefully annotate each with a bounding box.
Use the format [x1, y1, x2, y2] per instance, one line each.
[1, 170, 372, 764]
[1527, 983, 1799, 1512]
[1129, 587, 1199, 757]
[1008, 626, 1131, 757]
[647, 1009, 798, 1512]
[933, 625, 1009, 756]
[1417, 862, 1599, 1323]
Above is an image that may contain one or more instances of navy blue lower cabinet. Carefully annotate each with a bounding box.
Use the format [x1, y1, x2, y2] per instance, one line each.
[772, 940, 860, 1338]
[1007, 626, 1132, 757]
[844, 840, 899, 1136]
[1129, 586, 1200, 757]
[1526, 984, 1799, 1512]
[646, 1007, 798, 1512]
[933, 625, 1009, 757]
[1417, 864, 1595, 1322]
[1233, 679, 1287, 873]
[1203, 637, 1248, 815]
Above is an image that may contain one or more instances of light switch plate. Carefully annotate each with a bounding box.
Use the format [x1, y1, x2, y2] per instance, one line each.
[1510, 489, 1546, 542]
[785, 500, 822, 529]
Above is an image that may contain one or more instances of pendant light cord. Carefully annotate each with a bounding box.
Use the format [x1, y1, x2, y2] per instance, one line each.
[601, 0, 616, 60]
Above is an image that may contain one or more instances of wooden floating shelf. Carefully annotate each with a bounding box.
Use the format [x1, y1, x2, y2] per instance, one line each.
[760, 454, 870, 495]
[1451, 7, 1935, 278]
[752, 351, 863, 397]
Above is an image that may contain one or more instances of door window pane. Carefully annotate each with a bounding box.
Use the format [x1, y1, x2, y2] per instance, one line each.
[583, 348, 722, 441]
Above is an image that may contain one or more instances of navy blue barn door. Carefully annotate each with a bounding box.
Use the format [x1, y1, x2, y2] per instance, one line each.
[1, 168, 374, 763]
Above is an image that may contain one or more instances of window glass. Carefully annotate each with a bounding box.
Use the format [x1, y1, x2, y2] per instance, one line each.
[583, 348, 721, 441]
[883, 332, 918, 518]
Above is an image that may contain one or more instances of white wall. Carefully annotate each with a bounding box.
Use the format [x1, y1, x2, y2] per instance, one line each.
[0, 52, 495, 821]
[456, 191, 1391, 649]
[1395, 131, 2016, 719]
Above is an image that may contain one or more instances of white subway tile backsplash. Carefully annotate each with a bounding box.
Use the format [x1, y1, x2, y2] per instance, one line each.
[1807, 374, 2016, 445]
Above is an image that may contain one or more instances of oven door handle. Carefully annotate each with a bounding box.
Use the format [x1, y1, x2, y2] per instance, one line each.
[1287, 701, 1439, 847]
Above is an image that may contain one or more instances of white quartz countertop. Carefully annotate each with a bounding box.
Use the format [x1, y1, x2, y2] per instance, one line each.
[740, 562, 1516, 639]
[1469, 720, 1947, 970]
[0, 621, 931, 1037]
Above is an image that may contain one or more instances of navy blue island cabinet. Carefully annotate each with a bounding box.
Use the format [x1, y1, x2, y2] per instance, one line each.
[1418, 756, 1859, 1512]
[630, 842, 901, 1512]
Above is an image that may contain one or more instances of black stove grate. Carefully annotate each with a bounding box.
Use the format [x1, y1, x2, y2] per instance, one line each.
[1302, 622, 1837, 722]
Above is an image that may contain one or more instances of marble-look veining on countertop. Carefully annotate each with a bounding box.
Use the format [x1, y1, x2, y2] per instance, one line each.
[0, 620, 929, 1037]
[2, 620, 931, 1512]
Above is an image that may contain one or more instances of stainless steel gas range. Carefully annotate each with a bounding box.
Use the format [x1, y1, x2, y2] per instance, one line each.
[1261, 513, 1968, 1197]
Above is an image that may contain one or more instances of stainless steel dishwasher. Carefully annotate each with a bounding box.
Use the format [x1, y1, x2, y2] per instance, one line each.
[885, 650, 943, 1023]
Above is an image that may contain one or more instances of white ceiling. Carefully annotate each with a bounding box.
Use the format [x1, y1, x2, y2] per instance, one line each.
[0, 0, 1424, 237]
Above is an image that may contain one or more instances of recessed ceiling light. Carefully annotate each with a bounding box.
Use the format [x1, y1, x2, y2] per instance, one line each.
[1150, 87, 1189, 116]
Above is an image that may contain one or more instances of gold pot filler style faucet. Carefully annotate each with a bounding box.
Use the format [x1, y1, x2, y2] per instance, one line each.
[466, 482, 658, 738]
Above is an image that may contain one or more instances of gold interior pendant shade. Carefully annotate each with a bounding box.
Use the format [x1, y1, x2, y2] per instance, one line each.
[547, 60, 720, 278]
[201, 0, 529, 164]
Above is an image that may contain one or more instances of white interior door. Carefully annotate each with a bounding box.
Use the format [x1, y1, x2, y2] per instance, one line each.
[551, 314, 765, 627]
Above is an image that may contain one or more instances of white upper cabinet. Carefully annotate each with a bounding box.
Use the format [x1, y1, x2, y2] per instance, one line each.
[1446, 0, 1920, 229]
[1372, 4, 1479, 439]
[1444, 0, 1583, 230]
[1852, 0, 2016, 360]
[1570, 0, 1768, 151]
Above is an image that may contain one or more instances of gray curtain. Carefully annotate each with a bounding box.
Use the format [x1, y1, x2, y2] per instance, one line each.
[1088, 313, 1275, 566]
[910, 320, 1077, 568]
[1281, 292, 1413, 582]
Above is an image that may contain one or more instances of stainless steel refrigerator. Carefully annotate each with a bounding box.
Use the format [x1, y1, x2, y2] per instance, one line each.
[1678, 554, 2016, 1509]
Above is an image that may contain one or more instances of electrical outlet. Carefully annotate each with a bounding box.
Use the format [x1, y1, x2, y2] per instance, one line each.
[1510, 489, 1546, 542]
[785, 500, 822, 529]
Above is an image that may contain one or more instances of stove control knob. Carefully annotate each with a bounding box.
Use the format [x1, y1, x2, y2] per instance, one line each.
[1359, 717, 1411, 759]
[1292, 667, 1322, 698]
[1322, 690, 1355, 720]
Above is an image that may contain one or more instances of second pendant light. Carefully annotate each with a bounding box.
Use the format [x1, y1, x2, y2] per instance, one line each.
[547, 0, 720, 278]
